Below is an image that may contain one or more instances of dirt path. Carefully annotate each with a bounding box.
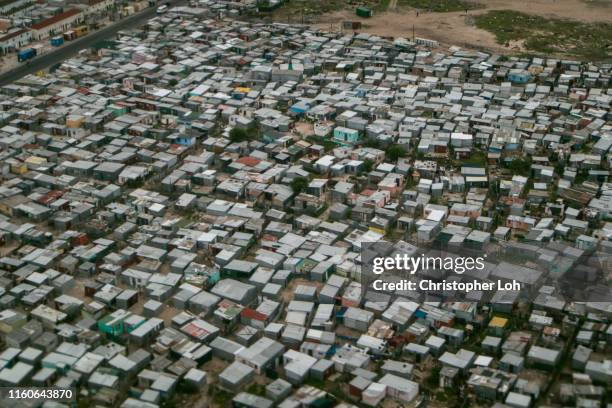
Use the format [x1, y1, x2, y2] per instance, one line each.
[315, 0, 612, 54]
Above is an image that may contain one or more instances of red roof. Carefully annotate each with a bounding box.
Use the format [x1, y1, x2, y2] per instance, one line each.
[37, 190, 64, 205]
[236, 156, 261, 167]
[31, 9, 81, 30]
[0, 28, 29, 42]
[361, 189, 375, 197]
[261, 234, 278, 242]
[240, 308, 267, 321]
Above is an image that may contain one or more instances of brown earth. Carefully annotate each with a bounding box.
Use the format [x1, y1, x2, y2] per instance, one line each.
[312, 0, 612, 54]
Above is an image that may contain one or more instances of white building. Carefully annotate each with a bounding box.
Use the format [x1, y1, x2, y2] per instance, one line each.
[83, 0, 115, 17]
[0, 28, 31, 54]
[379, 373, 419, 402]
[0, 0, 34, 17]
[30, 9, 83, 41]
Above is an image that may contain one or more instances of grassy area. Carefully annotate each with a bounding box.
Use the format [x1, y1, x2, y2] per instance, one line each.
[306, 134, 339, 152]
[262, 0, 398, 18]
[475, 10, 612, 61]
[210, 386, 233, 406]
[246, 383, 267, 396]
[582, 0, 611, 8]
[400, 0, 482, 12]
[457, 150, 487, 166]
[260, 0, 482, 19]
[374, 0, 391, 12]
[176, 215, 195, 228]
[262, 0, 345, 19]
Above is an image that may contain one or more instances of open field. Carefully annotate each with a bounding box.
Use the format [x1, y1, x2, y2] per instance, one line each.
[475, 10, 611, 60]
[398, 0, 483, 12]
[262, 0, 612, 60]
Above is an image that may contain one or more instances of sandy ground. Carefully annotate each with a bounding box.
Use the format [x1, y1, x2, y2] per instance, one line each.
[314, 0, 612, 54]
[294, 121, 314, 137]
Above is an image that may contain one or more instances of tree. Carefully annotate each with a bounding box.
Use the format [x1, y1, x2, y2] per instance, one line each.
[386, 145, 406, 162]
[363, 138, 381, 149]
[507, 157, 532, 177]
[246, 122, 260, 139]
[229, 127, 249, 143]
[426, 366, 441, 388]
[290, 176, 308, 194]
[363, 158, 374, 173]
[323, 140, 337, 152]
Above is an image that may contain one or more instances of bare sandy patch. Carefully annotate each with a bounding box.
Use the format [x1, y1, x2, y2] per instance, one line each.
[312, 0, 611, 55]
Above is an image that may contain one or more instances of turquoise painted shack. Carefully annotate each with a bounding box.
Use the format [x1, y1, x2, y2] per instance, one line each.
[98, 310, 145, 337]
[333, 126, 360, 146]
[508, 69, 532, 84]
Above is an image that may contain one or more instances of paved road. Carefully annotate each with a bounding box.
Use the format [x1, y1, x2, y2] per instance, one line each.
[0, 1, 184, 86]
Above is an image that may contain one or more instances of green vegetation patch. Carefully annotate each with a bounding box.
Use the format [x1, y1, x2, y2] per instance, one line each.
[400, 0, 482, 12]
[582, 0, 611, 8]
[306, 134, 338, 152]
[386, 144, 407, 161]
[260, 0, 399, 18]
[210, 386, 234, 406]
[460, 151, 487, 166]
[475, 10, 612, 61]
[261, 0, 346, 16]
[290, 176, 309, 193]
[260, 0, 481, 18]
